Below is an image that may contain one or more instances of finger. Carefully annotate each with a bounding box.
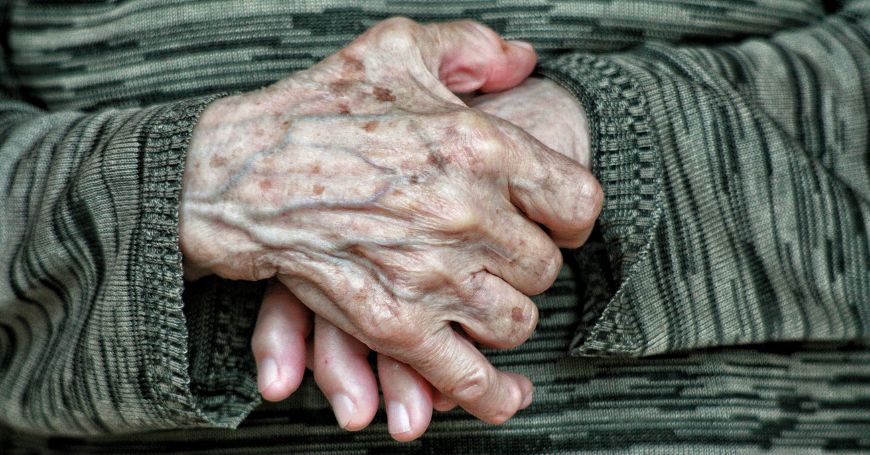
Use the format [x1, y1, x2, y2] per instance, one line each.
[450, 271, 539, 349]
[313, 316, 380, 431]
[404, 324, 533, 425]
[281, 274, 532, 425]
[497, 120, 604, 248]
[358, 18, 536, 95]
[424, 21, 537, 93]
[251, 281, 312, 401]
[478, 208, 563, 295]
[552, 223, 596, 249]
[377, 354, 434, 441]
[432, 390, 457, 412]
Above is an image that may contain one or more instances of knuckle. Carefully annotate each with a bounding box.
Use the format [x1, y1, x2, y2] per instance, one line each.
[449, 366, 491, 402]
[468, 135, 502, 162]
[405, 329, 450, 366]
[522, 238, 562, 295]
[436, 110, 503, 173]
[360, 306, 420, 351]
[575, 177, 604, 227]
[452, 109, 487, 131]
[539, 248, 563, 290]
[454, 113, 499, 153]
[486, 386, 523, 424]
[370, 17, 421, 48]
[457, 270, 488, 302]
[507, 302, 538, 346]
[437, 200, 481, 234]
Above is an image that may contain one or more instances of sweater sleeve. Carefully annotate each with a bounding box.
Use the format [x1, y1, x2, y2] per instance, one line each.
[0, 42, 263, 433]
[536, 0, 870, 357]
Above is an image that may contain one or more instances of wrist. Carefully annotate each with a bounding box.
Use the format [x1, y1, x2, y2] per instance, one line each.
[179, 96, 239, 280]
[177, 90, 296, 282]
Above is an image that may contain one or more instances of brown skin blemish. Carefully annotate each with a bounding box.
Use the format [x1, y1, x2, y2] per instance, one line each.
[338, 102, 350, 115]
[311, 164, 321, 174]
[313, 184, 325, 195]
[373, 86, 396, 102]
[259, 179, 273, 191]
[426, 151, 448, 171]
[361, 121, 378, 132]
[512, 306, 524, 322]
[210, 155, 228, 167]
[341, 53, 365, 75]
[329, 79, 355, 94]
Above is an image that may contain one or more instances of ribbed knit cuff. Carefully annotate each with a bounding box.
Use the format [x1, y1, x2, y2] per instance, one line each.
[131, 94, 260, 428]
[537, 54, 663, 356]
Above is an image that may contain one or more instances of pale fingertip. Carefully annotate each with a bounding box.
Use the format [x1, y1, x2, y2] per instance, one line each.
[506, 40, 534, 53]
[257, 357, 280, 398]
[330, 393, 357, 430]
[387, 401, 412, 437]
[509, 372, 534, 410]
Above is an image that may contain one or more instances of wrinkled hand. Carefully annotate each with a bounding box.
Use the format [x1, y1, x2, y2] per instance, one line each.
[182, 17, 602, 426]
[250, 77, 595, 440]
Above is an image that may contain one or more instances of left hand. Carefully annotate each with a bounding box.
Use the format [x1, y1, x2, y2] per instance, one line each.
[250, 77, 592, 442]
[469, 77, 590, 168]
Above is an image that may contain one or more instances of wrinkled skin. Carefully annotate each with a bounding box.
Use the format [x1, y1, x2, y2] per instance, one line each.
[182, 17, 602, 427]
[250, 77, 593, 441]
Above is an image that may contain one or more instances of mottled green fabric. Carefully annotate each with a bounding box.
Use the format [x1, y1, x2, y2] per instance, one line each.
[0, 0, 868, 452]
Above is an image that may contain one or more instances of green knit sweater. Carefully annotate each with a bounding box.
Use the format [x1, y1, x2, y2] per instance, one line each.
[1, 0, 868, 452]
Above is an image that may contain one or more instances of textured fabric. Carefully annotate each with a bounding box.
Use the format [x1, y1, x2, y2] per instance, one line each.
[536, 0, 870, 354]
[4, 264, 870, 453]
[0, 0, 868, 452]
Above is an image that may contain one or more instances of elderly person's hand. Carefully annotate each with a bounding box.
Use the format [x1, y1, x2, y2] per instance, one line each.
[469, 78, 591, 168]
[249, 77, 593, 441]
[179, 17, 603, 427]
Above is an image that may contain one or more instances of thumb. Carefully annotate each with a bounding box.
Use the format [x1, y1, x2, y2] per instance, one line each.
[424, 21, 537, 93]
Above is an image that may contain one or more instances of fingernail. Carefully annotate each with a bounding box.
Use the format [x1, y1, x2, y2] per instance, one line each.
[331, 393, 356, 429]
[257, 357, 280, 393]
[388, 401, 412, 435]
[508, 40, 534, 52]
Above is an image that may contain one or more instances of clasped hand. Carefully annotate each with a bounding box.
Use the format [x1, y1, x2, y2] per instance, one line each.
[180, 18, 599, 440]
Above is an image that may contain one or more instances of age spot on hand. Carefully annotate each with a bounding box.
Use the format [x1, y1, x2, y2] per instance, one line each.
[210, 155, 228, 167]
[373, 87, 396, 102]
[427, 150, 448, 171]
[341, 54, 366, 75]
[361, 121, 379, 132]
[330, 80, 355, 95]
[511, 306, 524, 322]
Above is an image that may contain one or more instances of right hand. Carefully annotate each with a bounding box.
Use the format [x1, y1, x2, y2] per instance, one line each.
[181, 18, 603, 424]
